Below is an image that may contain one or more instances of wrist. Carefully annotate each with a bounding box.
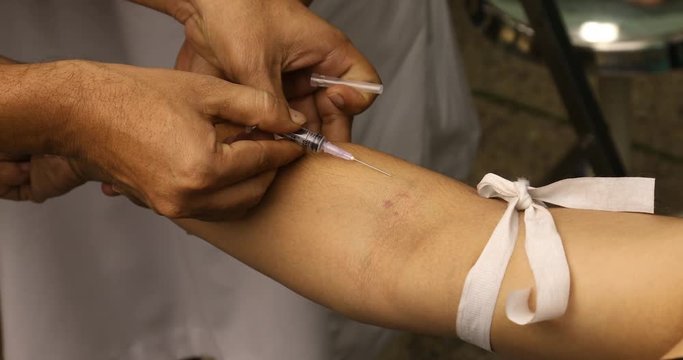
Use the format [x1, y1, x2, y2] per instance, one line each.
[47, 60, 102, 158]
[0, 60, 87, 155]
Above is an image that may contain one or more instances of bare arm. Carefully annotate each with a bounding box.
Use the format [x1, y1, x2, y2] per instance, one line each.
[0, 60, 76, 155]
[177, 144, 683, 360]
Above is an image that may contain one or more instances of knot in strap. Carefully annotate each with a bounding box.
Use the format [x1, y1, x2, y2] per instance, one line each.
[456, 173, 655, 351]
[513, 179, 532, 210]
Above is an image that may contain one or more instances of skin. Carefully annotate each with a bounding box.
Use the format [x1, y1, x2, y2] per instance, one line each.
[134, 0, 380, 141]
[6, 1, 679, 357]
[1, 0, 380, 220]
[173, 144, 683, 360]
[0, 59, 303, 218]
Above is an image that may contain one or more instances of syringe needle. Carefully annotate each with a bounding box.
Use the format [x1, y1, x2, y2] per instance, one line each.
[353, 158, 392, 177]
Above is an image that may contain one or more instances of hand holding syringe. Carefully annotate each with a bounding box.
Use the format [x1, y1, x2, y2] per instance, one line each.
[280, 74, 390, 176]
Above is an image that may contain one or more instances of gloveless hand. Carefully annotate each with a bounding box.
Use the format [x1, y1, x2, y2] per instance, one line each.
[169, 0, 381, 142]
[61, 60, 303, 220]
[0, 154, 86, 203]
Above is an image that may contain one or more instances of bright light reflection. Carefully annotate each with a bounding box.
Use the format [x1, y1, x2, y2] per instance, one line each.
[578, 21, 620, 43]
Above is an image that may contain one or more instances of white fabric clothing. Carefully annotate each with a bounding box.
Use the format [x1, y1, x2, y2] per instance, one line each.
[313, 0, 479, 179]
[0, 1, 478, 359]
[1, 3, 331, 359]
[311, 2, 479, 356]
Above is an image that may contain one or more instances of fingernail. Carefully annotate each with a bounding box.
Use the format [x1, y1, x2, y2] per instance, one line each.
[329, 93, 345, 109]
[19, 162, 30, 173]
[244, 125, 257, 133]
[289, 108, 306, 126]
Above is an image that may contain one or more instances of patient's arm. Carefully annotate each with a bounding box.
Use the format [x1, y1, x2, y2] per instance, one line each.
[177, 144, 683, 360]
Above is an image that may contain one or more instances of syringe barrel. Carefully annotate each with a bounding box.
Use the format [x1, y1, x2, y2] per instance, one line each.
[280, 128, 325, 152]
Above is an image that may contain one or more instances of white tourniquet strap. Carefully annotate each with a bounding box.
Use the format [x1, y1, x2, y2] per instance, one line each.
[456, 173, 655, 351]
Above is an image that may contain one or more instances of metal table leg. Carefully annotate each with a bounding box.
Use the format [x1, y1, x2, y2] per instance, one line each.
[518, 0, 627, 180]
[598, 75, 632, 171]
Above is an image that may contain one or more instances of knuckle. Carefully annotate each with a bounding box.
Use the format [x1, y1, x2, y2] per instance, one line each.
[180, 169, 214, 192]
[176, 156, 216, 192]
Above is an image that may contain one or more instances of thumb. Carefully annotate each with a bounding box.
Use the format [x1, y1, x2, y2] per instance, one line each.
[236, 65, 286, 102]
[203, 82, 307, 134]
[237, 68, 308, 130]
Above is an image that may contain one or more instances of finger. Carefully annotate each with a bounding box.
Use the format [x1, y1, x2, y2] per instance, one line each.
[282, 69, 317, 100]
[233, 66, 309, 132]
[213, 139, 303, 185]
[1, 184, 31, 201]
[100, 183, 121, 197]
[0, 161, 30, 187]
[188, 170, 278, 221]
[175, 39, 196, 72]
[324, 84, 375, 116]
[315, 89, 353, 142]
[202, 83, 306, 133]
[26, 155, 86, 203]
[287, 79, 368, 141]
[311, 42, 381, 114]
[104, 181, 148, 209]
[283, 69, 378, 115]
[289, 96, 321, 134]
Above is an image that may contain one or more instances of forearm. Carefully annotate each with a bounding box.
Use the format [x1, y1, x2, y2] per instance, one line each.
[177, 144, 493, 333]
[0, 60, 83, 155]
[177, 144, 683, 359]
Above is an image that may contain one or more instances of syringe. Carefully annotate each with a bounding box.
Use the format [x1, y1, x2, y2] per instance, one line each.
[280, 128, 391, 176]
